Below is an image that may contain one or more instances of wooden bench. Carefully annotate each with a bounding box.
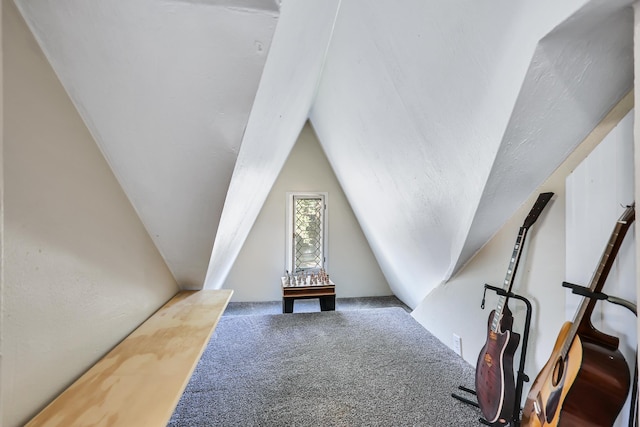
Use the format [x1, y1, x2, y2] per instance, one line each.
[281, 277, 335, 313]
[26, 289, 233, 427]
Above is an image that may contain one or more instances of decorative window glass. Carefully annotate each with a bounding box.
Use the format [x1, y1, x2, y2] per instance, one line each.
[286, 193, 327, 273]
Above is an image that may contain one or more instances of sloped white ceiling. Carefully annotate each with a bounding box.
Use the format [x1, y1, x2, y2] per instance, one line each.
[13, 0, 634, 308]
[14, 0, 280, 288]
[203, 0, 342, 290]
[453, 1, 634, 277]
[309, 0, 633, 306]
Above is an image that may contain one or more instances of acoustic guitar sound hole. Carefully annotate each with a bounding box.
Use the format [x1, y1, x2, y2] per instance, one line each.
[552, 357, 565, 387]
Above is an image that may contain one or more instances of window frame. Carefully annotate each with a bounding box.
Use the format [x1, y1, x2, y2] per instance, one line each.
[285, 192, 328, 274]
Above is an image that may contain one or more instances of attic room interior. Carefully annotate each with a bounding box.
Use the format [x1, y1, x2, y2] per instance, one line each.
[2, 0, 640, 426]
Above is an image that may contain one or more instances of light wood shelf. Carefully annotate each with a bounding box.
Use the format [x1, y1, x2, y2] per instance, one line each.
[26, 289, 233, 427]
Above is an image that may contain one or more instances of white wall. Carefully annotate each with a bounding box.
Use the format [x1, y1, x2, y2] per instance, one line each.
[2, 2, 179, 426]
[412, 92, 633, 412]
[224, 122, 391, 301]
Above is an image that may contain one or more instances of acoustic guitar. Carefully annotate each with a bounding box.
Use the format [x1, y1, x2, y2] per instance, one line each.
[521, 203, 634, 427]
[475, 192, 554, 424]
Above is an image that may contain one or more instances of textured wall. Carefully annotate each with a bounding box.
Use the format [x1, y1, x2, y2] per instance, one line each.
[2, 2, 178, 425]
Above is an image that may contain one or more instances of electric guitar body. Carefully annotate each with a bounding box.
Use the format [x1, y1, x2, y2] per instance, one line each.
[475, 305, 521, 424]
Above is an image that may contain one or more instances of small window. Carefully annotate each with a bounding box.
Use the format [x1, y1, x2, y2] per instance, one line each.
[286, 193, 327, 273]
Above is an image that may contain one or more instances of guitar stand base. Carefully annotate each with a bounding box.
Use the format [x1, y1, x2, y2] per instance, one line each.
[451, 386, 508, 426]
[451, 385, 478, 408]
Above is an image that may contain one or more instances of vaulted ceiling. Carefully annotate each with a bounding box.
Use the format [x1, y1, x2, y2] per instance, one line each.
[14, 0, 633, 308]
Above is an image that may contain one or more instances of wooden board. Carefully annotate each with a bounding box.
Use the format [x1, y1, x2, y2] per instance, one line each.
[26, 289, 233, 427]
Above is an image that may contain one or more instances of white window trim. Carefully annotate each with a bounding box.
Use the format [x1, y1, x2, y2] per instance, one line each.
[285, 192, 329, 274]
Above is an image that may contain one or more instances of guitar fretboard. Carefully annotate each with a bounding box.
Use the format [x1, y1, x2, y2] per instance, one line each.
[489, 192, 554, 334]
[491, 227, 527, 333]
[559, 206, 634, 357]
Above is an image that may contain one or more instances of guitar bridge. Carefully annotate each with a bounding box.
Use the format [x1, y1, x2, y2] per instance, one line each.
[533, 396, 546, 424]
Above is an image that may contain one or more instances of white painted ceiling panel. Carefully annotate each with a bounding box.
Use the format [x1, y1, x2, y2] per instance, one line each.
[454, 1, 634, 277]
[15, 0, 279, 287]
[310, 0, 631, 307]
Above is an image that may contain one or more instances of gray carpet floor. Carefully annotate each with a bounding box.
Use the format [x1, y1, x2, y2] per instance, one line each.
[222, 296, 411, 317]
[169, 305, 482, 426]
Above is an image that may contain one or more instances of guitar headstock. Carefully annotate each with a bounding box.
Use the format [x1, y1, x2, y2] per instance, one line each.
[523, 192, 554, 229]
[619, 203, 635, 225]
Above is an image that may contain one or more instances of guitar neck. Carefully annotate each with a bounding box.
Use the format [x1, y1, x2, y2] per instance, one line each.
[491, 227, 526, 332]
[560, 204, 635, 357]
[490, 192, 554, 332]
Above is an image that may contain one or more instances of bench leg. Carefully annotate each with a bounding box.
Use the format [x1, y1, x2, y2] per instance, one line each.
[283, 298, 294, 314]
[320, 295, 335, 311]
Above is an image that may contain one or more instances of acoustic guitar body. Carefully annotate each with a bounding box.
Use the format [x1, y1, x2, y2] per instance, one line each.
[475, 307, 520, 423]
[524, 204, 634, 427]
[522, 322, 630, 427]
[558, 339, 630, 426]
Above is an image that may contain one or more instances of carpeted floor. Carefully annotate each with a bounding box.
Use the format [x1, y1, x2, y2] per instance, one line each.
[169, 307, 482, 426]
[221, 296, 411, 317]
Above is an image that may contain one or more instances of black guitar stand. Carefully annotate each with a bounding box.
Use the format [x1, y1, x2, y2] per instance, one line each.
[562, 281, 638, 427]
[451, 284, 533, 427]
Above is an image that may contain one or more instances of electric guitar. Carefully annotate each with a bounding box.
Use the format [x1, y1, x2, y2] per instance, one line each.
[522, 203, 634, 427]
[475, 192, 554, 424]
